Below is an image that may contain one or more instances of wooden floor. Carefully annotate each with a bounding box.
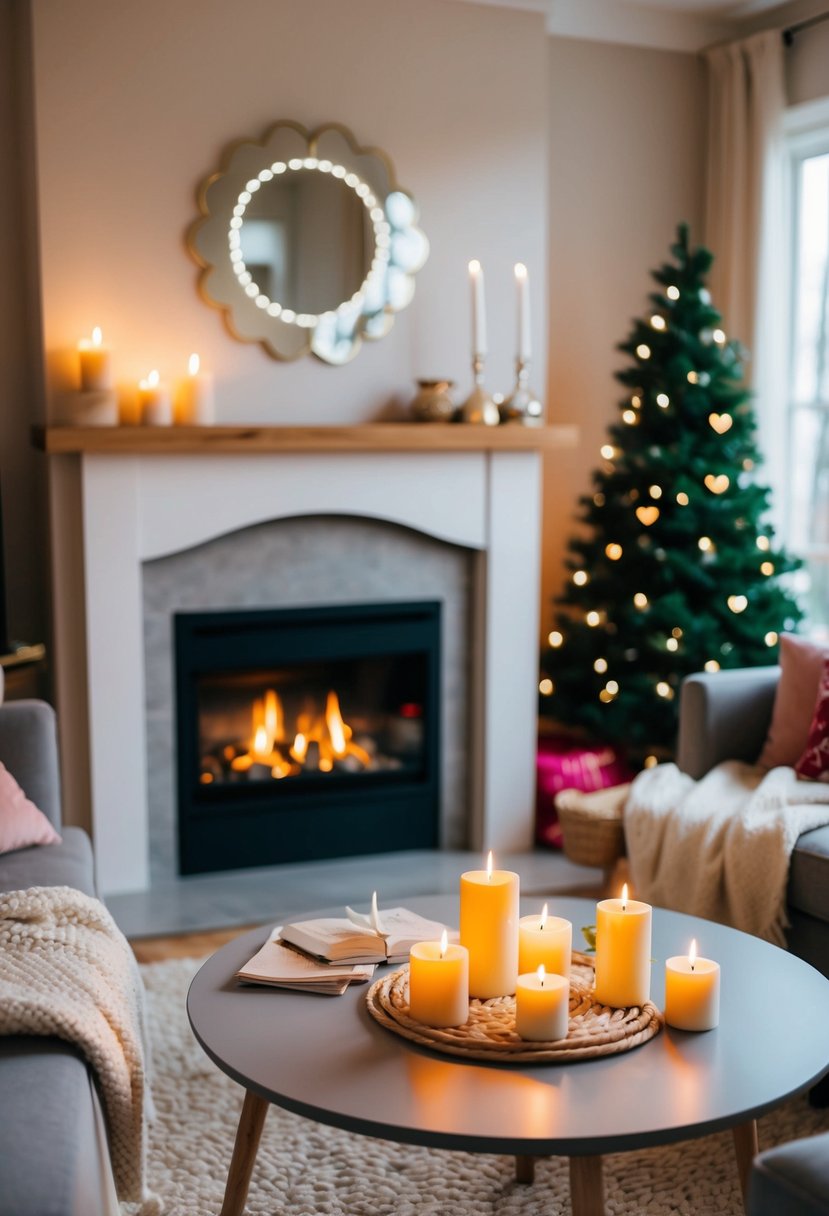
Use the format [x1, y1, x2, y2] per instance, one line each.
[131, 925, 257, 964]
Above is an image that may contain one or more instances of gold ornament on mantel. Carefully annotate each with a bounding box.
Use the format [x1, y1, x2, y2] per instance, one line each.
[460, 354, 499, 426]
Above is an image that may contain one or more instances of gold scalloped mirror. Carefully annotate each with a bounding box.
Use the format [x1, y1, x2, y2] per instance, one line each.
[188, 122, 429, 365]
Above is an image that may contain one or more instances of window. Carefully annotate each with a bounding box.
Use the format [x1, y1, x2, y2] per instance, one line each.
[785, 98, 829, 634]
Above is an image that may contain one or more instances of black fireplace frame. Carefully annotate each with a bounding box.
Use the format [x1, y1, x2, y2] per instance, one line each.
[174, 600, 441, 874]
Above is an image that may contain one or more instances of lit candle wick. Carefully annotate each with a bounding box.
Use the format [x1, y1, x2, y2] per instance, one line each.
[539, 901, 548, 932]
[621, 882, 629, 912]
[689, 938, 697, 973]
[486, 850, 493, 882]
[440, 928, 448, 960]
[537, 963, 545, 988]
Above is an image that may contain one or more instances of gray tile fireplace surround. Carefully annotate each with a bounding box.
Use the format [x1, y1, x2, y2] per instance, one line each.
[142, 513, 474, 886]
[106, 849, 603, 939]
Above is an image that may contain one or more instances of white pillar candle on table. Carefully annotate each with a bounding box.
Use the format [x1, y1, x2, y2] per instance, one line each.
[138, 369, 172, 426]
[459, 851, 519, 998]
[409, 930, 469, 1029]
[468, 259, 487, 358]
[514, 263, 531, 361]
[518, 903, 571, 979]
[515, 965, 569, 1041]
[665, 939, 720, 1031]
[175, 353, 215, 425]
[594, 883, 652, 1008]
[78, 327, 113, 391]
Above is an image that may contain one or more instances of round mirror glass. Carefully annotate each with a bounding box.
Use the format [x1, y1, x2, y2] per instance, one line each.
[188, 123, 428, 365]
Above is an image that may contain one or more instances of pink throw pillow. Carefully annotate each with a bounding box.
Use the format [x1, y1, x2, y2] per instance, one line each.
[795, 660, 829, 781]
[757, 634, 829, 770]
[0, 761, 61, 853]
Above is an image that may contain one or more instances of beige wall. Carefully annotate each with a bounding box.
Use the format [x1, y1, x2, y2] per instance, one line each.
[30, 0, 549, 424]
[542, 37, 706, 635]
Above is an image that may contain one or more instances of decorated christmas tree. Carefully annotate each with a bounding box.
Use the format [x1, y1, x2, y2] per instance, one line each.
[541, 224, 802, 760]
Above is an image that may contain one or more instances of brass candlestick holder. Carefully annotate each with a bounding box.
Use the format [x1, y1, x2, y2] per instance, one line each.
[460, 355, 500, 426]
[500, 357, 543, 426]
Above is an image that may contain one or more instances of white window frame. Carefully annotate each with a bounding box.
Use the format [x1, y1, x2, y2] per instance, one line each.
[782, 96, 829, 625]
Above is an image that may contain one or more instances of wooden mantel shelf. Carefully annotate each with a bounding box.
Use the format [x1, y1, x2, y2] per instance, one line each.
[33, 423, 578, 456]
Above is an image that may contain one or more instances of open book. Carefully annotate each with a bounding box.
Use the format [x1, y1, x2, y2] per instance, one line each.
[236, 927, 375, 995]
[279, 904, 453, 965]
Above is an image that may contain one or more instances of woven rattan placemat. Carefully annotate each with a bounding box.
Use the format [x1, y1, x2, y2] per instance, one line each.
[366, 951, 663, 1063]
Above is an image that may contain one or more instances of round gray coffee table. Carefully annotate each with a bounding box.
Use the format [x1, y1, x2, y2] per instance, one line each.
[187, 895, 829, 1216]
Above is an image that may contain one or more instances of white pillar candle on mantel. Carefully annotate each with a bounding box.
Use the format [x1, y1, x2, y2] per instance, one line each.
[515, 965, 569, 1041]
[459, 851, 519, 998]
[409, 930, 469, 1029]
[518, 903, 572, 980]
[514, 263, 531, 361]
[594, 884, 652, 1008]
[78, 327, 113, 391]
[138, 370, 172, 426]
[468, 259, 487, 358]
[175, 353, 215, 425]
[665, 939, 720, 1031]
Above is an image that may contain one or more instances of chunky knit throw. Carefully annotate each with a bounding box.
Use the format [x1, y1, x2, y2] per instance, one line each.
[0, 885, 148, 1202]
[625, 761, 829, 945]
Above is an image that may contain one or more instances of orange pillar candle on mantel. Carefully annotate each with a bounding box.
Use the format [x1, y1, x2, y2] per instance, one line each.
[408, 930, 469, 1029]
[175, 353, 215, 425]
[459, 851, 519, 998]
[515, 965, 569, 1041]
[138, 370, 172, 426]
[594, 883, 652, 1008]
[665, 939, 720, 1031]
[78, 327, 113, 391]
[518, 903, 572, 980]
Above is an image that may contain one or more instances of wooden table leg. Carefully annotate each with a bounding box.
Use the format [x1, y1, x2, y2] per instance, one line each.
[514, 1154, 535, 1184]
[219, 1088, 269, 1216]
[732, 1119, 759, 1212]
[569, 1155, 605, 1216]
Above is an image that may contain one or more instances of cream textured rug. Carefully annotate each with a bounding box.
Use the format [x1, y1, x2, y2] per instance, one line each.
[127, 957, 829, 1216]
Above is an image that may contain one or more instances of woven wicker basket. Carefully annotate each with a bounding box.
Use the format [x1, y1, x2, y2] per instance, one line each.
[555, 783, 630, 870]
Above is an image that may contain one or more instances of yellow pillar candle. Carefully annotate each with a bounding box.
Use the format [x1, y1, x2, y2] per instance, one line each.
[515, 965, 569, 1041]
[175, 353, 215, 425]
[594, 883, 652, 1008]
[78, 327, 113, 391]
[665, 939, 720, 1031]
[518, 903, 572, 979]
[138, 370, 172, 426]
[459, 851, 519, 998]
[408, 931, 469, 1028]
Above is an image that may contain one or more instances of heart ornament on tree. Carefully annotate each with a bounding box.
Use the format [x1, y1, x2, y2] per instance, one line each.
[709, 413, 733, 434]
[704, 474, 730, 494]
[636, 506, 660, 526]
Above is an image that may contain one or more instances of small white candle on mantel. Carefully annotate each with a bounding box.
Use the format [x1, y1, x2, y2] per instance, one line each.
[78, 327, 113, 391]
[175, 353, 215, 425]
[138, 369, 172, 426]
[665, 939, 720, 1032]
[468, 259, 487, 358]
[514, 263, 531, 361]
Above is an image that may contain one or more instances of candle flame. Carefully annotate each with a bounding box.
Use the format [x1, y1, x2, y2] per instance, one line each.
[486, 850, 493, 880]
[188, 352, 200, 376]
[621, 882, 629, 911]
[92, 326, 102, 346]
[689, 938, 697, 971]
[514, 262, 527, 280]
[537, 964, 546, 986]
[539, 902, 548, 931]
[440, 928, 448, 958]
[469, 258, 481, 275]
[148, 369, 159, 388]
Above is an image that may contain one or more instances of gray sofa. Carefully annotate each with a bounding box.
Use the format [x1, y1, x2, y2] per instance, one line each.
[0, 699, 119, 1216]
[678, 669, 829, 1216]
[678, 666, 829, 980]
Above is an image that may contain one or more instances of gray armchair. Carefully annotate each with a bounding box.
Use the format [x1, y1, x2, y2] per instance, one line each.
[678, 671, 829, 1216]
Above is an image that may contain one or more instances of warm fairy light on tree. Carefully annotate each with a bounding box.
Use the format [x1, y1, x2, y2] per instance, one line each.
[539, 224, 801, 761]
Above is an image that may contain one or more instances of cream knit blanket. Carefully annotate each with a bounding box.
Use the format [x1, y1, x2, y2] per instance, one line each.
[0, 885, 148, 1202]
[625, 761, 829, 945]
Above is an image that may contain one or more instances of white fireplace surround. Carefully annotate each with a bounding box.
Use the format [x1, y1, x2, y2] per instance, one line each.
[49, 442, 544, 896]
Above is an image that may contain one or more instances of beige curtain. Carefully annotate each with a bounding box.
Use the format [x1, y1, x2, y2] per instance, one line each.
[703, 29, 787, 499]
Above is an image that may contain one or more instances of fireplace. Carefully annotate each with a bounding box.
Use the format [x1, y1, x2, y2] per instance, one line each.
[174, 600, 441, 874]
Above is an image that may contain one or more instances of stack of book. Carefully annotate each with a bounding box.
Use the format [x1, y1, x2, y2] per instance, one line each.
[236, 904, 452, 996]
